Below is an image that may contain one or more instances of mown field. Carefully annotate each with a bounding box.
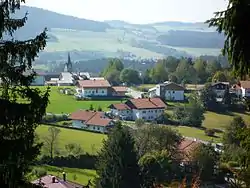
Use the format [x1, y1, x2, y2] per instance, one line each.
[35, 86, 122, 113]
[37, 125, 106, 155]
[30, 165, 97, 185]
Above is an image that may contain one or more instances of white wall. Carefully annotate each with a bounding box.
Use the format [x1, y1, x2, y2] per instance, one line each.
[78, 88, 108, 97]
[132, 109, 164, 121]
[213, 89, 226, 98]
[72, 120, 108, 133]
[165, 90, 184, 101]
[242, 88, 250, 97]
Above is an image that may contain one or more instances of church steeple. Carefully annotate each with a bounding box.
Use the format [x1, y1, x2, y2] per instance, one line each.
[64, 52, 73, 72]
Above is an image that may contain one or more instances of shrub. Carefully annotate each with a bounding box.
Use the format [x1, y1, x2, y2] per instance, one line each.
[227, 161, 239, 168]
[205, 129, 216, 137]
[32, 167, 47, 178]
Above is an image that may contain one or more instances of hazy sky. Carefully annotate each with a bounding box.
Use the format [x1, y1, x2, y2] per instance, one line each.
[26, 0, 228, 24]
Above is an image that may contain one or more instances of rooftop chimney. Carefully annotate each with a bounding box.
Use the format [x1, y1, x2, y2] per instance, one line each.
[63, 172, 66, 182]
[52, 176, 56, 183]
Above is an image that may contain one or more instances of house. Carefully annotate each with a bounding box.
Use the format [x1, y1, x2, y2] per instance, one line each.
[177, 139, 202, 173]
[57, 72, 75, 86]
[75, 79, 112, 97]
[109, 98, 166, 121]
[232, 81, 250, 98]
[69, 110, 114, 133]
[32, 174, 84, 188]
[112, 86, 128, 97]
[148, 82, 185, 101]
[210, 82, 229, 98]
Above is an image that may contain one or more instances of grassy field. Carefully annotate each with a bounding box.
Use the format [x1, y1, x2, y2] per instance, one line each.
[35, 86, 122, 113]
[37, 125, 106, 155]
[32, 165, 97, 185]
[44, 27, 220, 59]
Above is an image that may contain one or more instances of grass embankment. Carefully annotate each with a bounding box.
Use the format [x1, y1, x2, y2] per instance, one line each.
[37, 125, 106, 155]
[31, 165, 97, 185]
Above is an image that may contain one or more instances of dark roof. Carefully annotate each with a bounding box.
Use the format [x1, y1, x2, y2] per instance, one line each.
[164, 82, 185, 91]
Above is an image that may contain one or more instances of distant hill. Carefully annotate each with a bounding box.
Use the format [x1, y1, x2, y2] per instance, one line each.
[11, 6, 110, 39]
[8, 6, 223, 64]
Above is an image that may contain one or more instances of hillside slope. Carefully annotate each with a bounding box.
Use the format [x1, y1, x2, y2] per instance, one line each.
[9, 6, 223, 61]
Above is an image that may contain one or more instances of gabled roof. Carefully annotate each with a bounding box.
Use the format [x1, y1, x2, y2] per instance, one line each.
[77, 79, 111, 88]
[178, 139, 202, 162]
[239, 81, 250, 89]
[112, 86, 128, 92]
[69, 110, 112, 127]
[32, 175, 83, 188]
[211, 82, 230, 86]
[128, 98, 166, 109]
[109, 103, 131, 110]
[164, 82, 185, 91]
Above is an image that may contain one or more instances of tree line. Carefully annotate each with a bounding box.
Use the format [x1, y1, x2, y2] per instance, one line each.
[100, 55, 234, 86]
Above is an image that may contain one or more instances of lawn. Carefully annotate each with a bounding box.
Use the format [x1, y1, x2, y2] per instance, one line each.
[33, 86, 122, 113]
[36, 125, 107, 155]
[34, 165, 97, 185]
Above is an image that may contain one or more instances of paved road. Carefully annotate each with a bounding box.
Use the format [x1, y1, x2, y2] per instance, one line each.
[126, 88, 145, 99]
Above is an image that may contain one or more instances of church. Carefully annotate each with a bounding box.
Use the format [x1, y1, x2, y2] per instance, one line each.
[36, 53, 90, 86]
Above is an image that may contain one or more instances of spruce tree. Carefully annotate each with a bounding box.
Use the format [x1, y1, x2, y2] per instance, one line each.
[207, 0, 250, 79]
[0, 1, 49, 187]
[96, 122, 142, 188]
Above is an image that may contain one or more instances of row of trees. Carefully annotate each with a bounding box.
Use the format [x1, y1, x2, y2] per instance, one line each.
[101, 58, 141, 85]
[101, 56, 234, 86]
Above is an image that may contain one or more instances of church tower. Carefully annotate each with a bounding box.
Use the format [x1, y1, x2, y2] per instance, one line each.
[64, 52, 73, 72]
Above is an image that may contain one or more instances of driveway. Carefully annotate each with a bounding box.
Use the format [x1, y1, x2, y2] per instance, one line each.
[126, 88, 145, 99]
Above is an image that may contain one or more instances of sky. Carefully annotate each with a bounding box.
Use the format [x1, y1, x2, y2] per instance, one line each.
[25, 0, 228, 24]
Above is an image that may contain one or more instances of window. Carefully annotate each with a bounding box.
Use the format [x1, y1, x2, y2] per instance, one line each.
[173, 91, 175, 93]
[102, 90, 104, 93]
[97, 127, 100, 130]
[93, 126, 95, 130]
[92, 91, 94, 94]
[96, 89, 98, 93]
[142, 111, 146, 114]
[155, 110, 157, 113]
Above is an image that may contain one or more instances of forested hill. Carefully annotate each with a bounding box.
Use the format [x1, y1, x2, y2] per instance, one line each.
[10, 6, 225, 63]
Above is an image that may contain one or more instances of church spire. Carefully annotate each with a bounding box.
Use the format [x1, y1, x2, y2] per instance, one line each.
[64, 52, 73, 72]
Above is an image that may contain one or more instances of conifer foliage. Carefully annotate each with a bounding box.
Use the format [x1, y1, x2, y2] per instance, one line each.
[0, 1, 49, 187]
[96, 122, 142, 188]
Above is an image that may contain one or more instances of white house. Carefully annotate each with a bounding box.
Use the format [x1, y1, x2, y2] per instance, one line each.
[69, 110, 114, 133]
[109, 98, 166, 121]
[148, 82, 185, 101]
[232, 81, 250, 98]
[76, 79, 112, 97]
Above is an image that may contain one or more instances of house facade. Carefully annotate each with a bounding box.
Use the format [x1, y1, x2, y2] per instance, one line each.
[232, 81, 250, 98]
[69, 110, 114, 133]
[211, 82, 229, 98]
[148, 82, 185, 101]
[76, 79, 112, 97]
[109, 98, 166, 121]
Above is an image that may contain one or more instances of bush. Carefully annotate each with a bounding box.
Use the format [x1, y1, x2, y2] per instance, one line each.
[227, 161, 239, 168]
[42, 114, 69, 123]
[32, 167, 47, 178]
[135, 118, 145, 127]
[205, 129, 216, 137]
